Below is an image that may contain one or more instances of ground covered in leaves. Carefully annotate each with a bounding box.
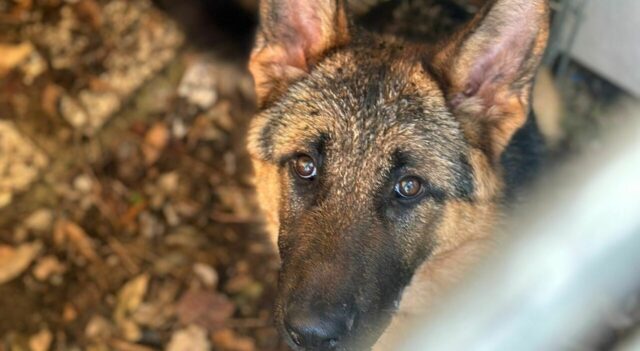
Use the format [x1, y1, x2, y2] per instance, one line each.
[0, 0, 286, 350]
[0, 1, 638, 351]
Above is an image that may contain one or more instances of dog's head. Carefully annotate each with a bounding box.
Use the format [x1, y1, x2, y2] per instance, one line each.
[247, 0, 549, 349]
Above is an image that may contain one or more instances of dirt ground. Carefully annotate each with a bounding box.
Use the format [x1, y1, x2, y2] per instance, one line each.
[0, 1, 637, 351]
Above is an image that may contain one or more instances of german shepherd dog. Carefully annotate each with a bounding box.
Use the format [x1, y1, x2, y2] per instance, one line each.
[246, 0, 550, 349]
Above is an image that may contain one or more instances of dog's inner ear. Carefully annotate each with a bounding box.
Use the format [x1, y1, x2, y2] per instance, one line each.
[431, 0, 549, 160]
[249, 0, 350, 107]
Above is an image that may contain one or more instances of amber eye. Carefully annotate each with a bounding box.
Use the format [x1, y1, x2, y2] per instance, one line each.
[293, 154, 317, 179]
[395, 176, 423, 198]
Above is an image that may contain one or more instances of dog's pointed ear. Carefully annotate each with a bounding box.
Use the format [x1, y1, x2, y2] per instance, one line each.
[249, 0, 350, 107]
[431, 0, 550, 160]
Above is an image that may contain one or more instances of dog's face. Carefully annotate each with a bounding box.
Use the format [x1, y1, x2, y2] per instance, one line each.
[247, 1, 549, 350]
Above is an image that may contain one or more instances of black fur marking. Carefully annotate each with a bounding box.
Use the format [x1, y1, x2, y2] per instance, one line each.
[501, 112, 546, 202]
[453, 154, 475, 200]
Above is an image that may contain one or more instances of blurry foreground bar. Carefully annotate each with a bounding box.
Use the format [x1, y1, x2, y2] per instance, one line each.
[398, 106, 640, 351]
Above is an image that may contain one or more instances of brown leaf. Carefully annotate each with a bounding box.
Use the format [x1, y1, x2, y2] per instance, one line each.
[212, 329, 255, 351]
[54, 219, 99, 262]
[63, 303, 78, 322]
[29, 329, 53, 351]
[167, 325, 211, 351]
[176, 290, 235, 331]
[41, 83, 63, 118]
[73, 0, 103, 28]
[85, 315, 114, 340]
[0, 42, 33, 76]
[193, 263, 218, 288]
[0, 241, 42, 285]
[142, 122, 169, 165]
[114, 274, 149, 341]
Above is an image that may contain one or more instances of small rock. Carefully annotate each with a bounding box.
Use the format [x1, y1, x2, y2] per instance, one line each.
[24, 209, 54, 233]
[178, 61, 218, 110]
[33, 256, 66, 281]
[163, 204, 180, 227]
[193, 263, 218, 288]
[29, 328, 53, 351]
[78, 90, 121, 132]
[60, 95, 89, 129]
[138, 211, 164, 239]
[73, 174, 94, 193]
[167, 325, 211, 351]
[171, 118, 188, 139]
[158, 172, 180, 195]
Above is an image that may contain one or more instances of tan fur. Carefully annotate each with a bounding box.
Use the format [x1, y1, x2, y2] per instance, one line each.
[432, 0, 550, 160]
[247, 0, 550, 349]
[373, 150, 501, 350]
[250, 0, 350, 107]
[533, 67, 565, 147]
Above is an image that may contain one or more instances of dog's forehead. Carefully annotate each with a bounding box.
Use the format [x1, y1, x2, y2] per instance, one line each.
[262, 44, 468, 178]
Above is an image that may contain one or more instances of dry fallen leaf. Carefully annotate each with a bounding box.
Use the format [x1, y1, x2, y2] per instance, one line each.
[0, 241, 42, 285]
[167, 325, 211, 351]
[176, 290, 235, 331]
[193, 263, 218, 288]
[0, 42, 34, 76]
[85, 315, 114, 340]
[114, 274, 149, 341]
[63, 303, 78, 322]
[142, 122, 169, 165]
[212, 329, 256, 351]
[24, 209, 54, 233]
[41, 84, 64, 118]
[29, 328, 53, 351]
[53, 219, 99, 262]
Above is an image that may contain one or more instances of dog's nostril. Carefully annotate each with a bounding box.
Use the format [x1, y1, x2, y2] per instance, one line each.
[284, 304, 355, 349]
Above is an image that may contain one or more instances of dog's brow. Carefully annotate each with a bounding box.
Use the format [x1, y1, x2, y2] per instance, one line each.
[276, 132, 329, 165]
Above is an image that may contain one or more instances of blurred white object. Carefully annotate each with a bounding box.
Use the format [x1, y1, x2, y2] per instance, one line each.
[561, 0, 640, 97]
[399, 105, 640, 351]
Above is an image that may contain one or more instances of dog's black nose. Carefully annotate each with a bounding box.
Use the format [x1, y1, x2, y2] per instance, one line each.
[284, 304, 355, 349]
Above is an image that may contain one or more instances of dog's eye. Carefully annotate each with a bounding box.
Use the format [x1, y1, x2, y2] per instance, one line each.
[293, 154, 317, 180]
[395, 176, 423, 198]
